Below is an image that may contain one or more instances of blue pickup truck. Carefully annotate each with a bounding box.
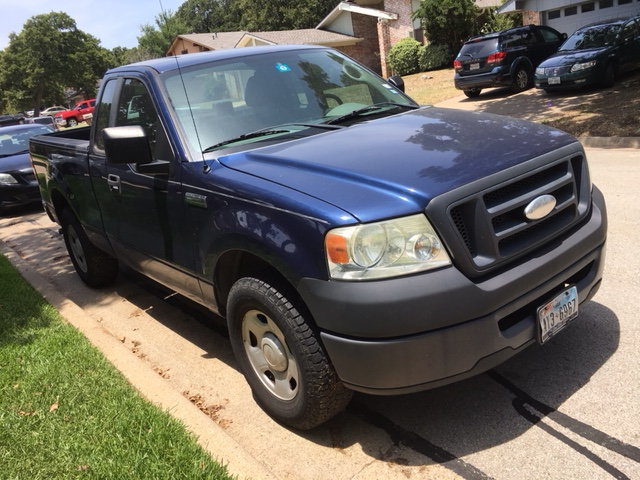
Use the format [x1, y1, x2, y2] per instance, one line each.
[29, 45, 607, 429]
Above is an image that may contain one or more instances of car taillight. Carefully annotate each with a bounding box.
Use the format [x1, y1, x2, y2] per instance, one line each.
[487, 50, 506, 65]
[453, 59, 462, 70]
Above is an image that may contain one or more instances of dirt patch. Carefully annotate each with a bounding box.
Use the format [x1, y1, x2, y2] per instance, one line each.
[405, 69, 640, 138]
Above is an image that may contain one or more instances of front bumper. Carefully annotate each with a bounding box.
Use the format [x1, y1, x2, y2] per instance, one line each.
[298, 188, 607, 394]
[535, 69, 601, 90]
[0, 183, 41, 209]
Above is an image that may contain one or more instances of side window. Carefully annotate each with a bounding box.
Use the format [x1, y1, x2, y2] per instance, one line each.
[538, 28, 562, 43]
[621, 21, 639, 42]
[94, 79, 117, 152]
[115, 78, 171, 161]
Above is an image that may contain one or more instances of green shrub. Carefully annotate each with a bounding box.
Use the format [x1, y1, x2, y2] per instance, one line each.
[418, 44, 453, 71]
[387, 37, 421, 76]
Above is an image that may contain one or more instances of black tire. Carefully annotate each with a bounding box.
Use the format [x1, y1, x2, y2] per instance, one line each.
[227, 276, 353, 430]
[67, 117, 78, 127]
[463, 89, 481, 98]
[60, 208, 118, 288]
[511, 66, 532, 92]
[601, 63, 615, 88]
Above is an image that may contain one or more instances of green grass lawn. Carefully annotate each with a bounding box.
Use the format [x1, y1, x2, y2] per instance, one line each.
[0, 254, 234, 480]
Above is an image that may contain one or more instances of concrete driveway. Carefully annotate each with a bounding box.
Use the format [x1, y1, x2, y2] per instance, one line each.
[1, 146, 638, 480]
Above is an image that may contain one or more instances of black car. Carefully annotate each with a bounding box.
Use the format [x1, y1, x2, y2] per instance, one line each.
[0, 124, 54, 212]
[454, 24, 566, 98]
[0, 112, 26, 127]
[535, 16, 640, 92]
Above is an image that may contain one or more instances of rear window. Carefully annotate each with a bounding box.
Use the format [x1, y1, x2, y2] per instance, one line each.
[458, 38, 500, 57]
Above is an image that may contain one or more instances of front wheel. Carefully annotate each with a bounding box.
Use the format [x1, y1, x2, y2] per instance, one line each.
[601, 63, 615, 88]
[66, 117, 78, 127]
[227, 276, 353, 430]
[60, 208, 118, 287]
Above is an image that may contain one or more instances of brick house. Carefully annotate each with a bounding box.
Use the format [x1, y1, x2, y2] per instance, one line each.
[166, 1, 507, 77]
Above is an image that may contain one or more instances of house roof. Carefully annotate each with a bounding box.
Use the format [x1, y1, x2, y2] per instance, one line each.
[168, 31, 247, 53]
[318, 1, 398, 30]
[236, 29, 360, 48]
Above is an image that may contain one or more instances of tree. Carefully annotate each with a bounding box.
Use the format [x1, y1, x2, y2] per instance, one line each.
[0, 12, 113, 116]
[235, 0, 339, 31]
[413, 0, 478, 55]
[175, 0, 242, 33]
[137, 10, 188, 58]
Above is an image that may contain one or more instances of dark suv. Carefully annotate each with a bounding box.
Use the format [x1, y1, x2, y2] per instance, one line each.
[454, 25, 566, 98]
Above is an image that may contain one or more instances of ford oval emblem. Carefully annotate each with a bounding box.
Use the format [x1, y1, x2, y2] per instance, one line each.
[524, 194, 556, 220]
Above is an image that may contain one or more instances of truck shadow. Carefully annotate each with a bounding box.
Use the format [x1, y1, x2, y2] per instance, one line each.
[304, 300, 632, 470]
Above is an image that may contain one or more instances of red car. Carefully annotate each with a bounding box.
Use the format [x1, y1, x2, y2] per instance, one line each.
[54, 99, 95, 127]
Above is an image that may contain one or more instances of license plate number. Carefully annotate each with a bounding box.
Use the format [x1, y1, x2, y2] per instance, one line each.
[470, 63, 480, 70]
[548, 76, 561, 85]
[537, 286, 578, 344]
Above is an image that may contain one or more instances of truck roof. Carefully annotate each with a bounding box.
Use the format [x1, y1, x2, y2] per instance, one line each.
[107, 44, 327, 75]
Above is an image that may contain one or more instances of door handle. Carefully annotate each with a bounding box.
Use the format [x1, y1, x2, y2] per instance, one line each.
[107, 174, 121, 194]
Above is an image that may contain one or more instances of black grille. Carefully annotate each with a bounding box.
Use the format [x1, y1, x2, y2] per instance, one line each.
[443, 153, 590, 275]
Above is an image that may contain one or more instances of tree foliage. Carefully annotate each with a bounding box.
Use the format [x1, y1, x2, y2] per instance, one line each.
[0, 12, 114, 115]
[413, 0, 478, 55]
[174, 0, 339, 34]
[175, 0, 242, 33]
[137, 10, 188, 59]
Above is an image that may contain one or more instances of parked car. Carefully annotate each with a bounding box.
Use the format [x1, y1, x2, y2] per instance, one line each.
[0, 113, 26, 127]
[0, 124, 54, 212]
[54, 99, 95, 127]
[25, 116, 59, 130]
[454, 24, 566, 98]
[535, 16, 640, 92]
[40, 106, 67, 116]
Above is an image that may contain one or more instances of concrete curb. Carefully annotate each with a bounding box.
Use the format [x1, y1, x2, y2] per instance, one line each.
[0, 239, 276, 480]
[579, 137, 640, 149]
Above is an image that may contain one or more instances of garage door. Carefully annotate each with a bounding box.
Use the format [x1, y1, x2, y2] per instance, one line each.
[544, 1, 640, 36]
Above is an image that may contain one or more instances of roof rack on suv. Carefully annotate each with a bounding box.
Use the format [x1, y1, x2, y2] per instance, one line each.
[453, 24, 566, 98]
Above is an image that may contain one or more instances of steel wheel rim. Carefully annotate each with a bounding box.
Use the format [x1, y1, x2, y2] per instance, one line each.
[67, 225, 88, 273]
[242, 309, 299, 401]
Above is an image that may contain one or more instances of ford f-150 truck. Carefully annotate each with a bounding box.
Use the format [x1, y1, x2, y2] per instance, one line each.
[29, 45, 606, 430]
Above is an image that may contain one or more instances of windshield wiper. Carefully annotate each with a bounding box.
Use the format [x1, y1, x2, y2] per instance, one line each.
[202, 123, 342, 153]
[324, 102, 418, 126]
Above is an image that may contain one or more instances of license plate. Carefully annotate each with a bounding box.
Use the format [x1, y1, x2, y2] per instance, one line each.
[548, 76, 561, 85]
[470, 63, 480, 70]
[537, 286, 578, 344]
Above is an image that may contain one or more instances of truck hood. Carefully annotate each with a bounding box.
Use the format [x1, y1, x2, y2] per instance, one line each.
[218, 107, 576, 222]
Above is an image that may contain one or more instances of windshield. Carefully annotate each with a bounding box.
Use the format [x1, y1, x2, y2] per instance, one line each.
[560, 24, 620, 50]
[162, 48, 417, 156]
[0, 125, 54, 156]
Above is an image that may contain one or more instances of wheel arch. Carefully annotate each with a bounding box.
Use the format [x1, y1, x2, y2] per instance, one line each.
[510, 57, 534, 76]
[211, 241, 315, 320]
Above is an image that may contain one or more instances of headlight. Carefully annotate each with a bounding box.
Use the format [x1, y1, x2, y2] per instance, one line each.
[535, 67, 545, 75]
[0, 173, 18, 185]
[325, 214, 451, 280]
[571, 61, 596, 72]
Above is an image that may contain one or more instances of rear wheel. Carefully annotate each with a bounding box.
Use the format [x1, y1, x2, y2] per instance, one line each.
[511, 66, 532, 92]
[463, 89, 481, 98]
[60, 208, 118, 287]
[227, 276, 353, 430]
